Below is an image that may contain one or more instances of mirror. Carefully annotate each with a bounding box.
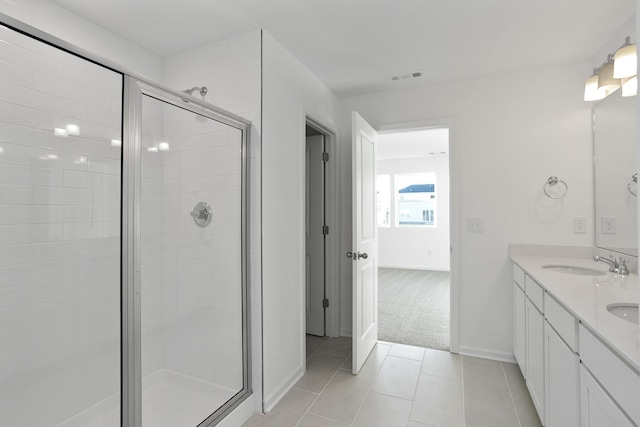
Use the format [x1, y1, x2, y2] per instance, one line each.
[594, 91, 637, 256]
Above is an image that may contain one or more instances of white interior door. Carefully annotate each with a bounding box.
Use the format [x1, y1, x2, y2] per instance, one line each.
[351, 112, 378, 374]
[306, 135, 325, 336]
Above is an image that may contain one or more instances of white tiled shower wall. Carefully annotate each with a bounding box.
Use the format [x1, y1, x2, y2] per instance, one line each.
[139, 96, 244, 390]
[0, 26, 122, 426]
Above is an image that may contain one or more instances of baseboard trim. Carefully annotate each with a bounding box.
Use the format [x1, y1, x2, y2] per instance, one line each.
[378, 264, 450, 272]
[457, 346, 516, 364]
[262, 364, 304, 413]
[340, 327, 352, 337]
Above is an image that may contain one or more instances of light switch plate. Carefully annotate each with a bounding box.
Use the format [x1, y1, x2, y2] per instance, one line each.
[467, 217, 484, 233]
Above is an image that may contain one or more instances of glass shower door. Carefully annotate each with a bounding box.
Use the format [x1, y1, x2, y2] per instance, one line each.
[0, 23, 123, 427]
[136, 88, 247, 427]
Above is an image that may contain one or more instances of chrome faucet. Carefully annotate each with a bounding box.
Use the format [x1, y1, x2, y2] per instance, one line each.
[593, 256, 629, 275]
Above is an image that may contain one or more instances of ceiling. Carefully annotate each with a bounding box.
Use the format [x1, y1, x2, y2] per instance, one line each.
[50, 0, 635, 97]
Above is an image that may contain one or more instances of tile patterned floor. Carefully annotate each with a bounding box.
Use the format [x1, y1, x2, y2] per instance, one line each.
[241, 337, 542, 427]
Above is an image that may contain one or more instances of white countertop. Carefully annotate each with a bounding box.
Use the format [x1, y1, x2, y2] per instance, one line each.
[510, 255, 640, 373]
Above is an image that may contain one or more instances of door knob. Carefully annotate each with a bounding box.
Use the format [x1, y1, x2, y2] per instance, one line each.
[346, 251, 368, 260]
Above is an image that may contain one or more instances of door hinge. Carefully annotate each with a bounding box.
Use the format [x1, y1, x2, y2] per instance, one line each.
[322, 152, 329, 162]
[323, 298, 329, 308]
[322, 225, 329, 235]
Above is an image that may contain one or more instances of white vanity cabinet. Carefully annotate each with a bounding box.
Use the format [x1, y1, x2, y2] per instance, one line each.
[513, 264, 545, 423]
[544, 295, 579, 427]
[513, 266, 526, 369]
[579, 325, 640, 426]
[524, 276, 545, 423]
[580, 365, 634, 427]
[512, 260, 640, 427]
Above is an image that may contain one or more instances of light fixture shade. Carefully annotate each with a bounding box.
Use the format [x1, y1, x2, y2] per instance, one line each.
[597, 61, 621, 92]
[584, 74, 608, 101]
[621, 76, 637, 97]
[613, 44, 637, 79]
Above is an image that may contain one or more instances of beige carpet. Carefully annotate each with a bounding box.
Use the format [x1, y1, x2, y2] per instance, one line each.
[378, 268, 450, 351]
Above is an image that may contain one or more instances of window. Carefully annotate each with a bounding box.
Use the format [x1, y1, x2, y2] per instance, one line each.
[395, 173, 436, 226]
[376, 174, 391, 227]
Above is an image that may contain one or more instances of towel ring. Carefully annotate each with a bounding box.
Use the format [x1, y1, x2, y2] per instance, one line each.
[627, 173, 637, 197]
[543, 176, 568, 199]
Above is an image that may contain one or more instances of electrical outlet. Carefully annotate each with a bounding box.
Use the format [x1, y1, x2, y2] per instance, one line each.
[573, 216, 587, 233]
[467, 217, 484, 233]
[601, 216, 616, 234]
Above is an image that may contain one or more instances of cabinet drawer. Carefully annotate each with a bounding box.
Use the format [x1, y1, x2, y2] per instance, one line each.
[525, 275, 544, 312]
[579, 325, 640, 424]
[513, 264, 525, 290]
[544, 293, 577, 352]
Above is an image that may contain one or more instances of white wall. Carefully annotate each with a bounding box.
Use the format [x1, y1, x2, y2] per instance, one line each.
[378, 155, 450, 270]
[1, 0, 163, 81]
[261, 31, 341, 411]
[340, 61, 594, 359]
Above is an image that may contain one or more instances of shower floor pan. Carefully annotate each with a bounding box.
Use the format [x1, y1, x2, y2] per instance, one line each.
[56, 369, 237, 427]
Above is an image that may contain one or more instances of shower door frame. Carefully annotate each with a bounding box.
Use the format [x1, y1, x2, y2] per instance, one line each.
[123, 78, 252, 427]
[0, 13, 252, 427]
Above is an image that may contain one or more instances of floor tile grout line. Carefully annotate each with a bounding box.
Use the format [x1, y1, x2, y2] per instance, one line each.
[293, 355, 347, 427]
[464, 396, 524, 411]
[502, 363, 524, 427]
[300, 340, 535, 427]
[406, 347, 427, 424]
[349, 345, 392, 426]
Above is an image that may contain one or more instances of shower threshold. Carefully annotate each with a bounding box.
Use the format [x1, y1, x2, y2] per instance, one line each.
[56, 369, 237, 427]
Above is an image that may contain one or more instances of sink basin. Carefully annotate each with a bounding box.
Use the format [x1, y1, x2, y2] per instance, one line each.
[542, 265, 606, 276]
[606, 303, 639, 324]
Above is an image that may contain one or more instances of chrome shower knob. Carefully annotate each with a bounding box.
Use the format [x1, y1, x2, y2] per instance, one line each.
[190, 202, 212, 227]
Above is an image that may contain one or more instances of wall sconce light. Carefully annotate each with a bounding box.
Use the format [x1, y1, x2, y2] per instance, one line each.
[597, 54, 621, 93]
[621, 76, 637, 97]
[613, 36, 637, 79]
[584, 68, 612, 101]
[584, 36, 637, 101]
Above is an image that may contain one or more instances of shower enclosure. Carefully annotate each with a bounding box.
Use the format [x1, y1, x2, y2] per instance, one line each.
[0, 17, 250, 427]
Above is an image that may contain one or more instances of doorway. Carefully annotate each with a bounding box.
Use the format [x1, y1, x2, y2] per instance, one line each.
[305, 125, 326, 336]
[376, 127, 452, 351]
[304, 117, 340, 348]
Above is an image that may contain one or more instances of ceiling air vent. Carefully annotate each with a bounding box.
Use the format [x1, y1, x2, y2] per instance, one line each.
[387, 71, 423, 82]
